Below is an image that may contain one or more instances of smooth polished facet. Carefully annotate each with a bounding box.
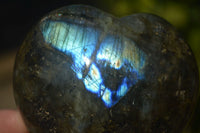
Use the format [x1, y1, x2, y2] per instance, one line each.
[13, 5, 199, 133]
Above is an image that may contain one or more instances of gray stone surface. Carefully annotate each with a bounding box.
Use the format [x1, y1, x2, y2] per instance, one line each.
[13, 5, 199, 133]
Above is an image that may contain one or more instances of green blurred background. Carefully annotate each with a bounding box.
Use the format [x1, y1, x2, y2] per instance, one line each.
[0, 0, 199, 132]
[95, 0, 200, 76]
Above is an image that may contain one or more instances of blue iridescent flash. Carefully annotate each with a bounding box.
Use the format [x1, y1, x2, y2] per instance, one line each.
[40, 19, 146, 108]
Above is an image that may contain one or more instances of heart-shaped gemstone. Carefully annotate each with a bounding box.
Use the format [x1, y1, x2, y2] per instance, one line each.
[13, 5, 199, 133]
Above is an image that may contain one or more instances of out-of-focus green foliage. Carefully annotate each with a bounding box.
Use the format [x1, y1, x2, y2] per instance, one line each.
[93, 0, 200, 132]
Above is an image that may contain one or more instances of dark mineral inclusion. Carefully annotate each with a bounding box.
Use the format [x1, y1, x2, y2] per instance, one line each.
[13, 5, 199, 133]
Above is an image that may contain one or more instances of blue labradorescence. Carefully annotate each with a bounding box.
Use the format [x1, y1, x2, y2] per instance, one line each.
[13, 5, 199, 133]
[40, 20, 146, 107]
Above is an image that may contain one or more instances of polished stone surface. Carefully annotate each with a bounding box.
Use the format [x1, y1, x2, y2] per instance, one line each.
[13, 5, 199, 133]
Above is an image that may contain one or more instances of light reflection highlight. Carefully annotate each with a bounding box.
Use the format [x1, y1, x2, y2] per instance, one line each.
[83, 64, 102, 93]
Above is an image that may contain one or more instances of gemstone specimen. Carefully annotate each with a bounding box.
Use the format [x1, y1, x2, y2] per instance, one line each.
[13, 5, 199, 133]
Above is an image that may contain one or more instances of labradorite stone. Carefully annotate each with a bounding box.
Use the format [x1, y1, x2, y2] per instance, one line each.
[13, 5, 199, 133]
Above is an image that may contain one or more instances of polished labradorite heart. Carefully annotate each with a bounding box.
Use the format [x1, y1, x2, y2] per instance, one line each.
[13, 5, 199, 133]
